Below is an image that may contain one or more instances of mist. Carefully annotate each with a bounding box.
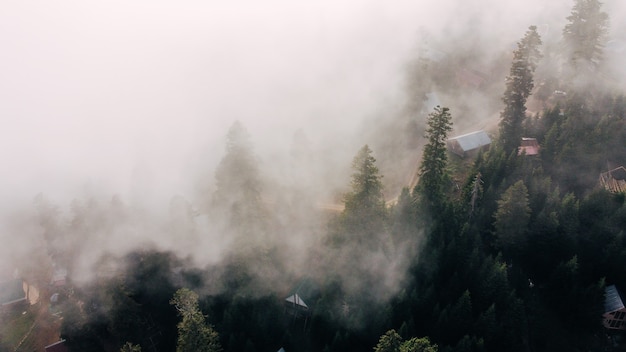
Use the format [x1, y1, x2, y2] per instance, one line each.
[2, 0, 626, 309]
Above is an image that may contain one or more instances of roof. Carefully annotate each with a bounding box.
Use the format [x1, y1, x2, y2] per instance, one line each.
[605, 285, 625, 313]
[45, 340, 68, 352]
[285, 293, 308, 309]
[0, 279, 26, 306]
[51, 267, 67, 286]
[599, 166, 626, 193]
[448, 131, 491, 152]
[518, 137, 540, 156]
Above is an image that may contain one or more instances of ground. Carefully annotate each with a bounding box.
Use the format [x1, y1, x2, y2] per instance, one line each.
[1, 297, 63, 351]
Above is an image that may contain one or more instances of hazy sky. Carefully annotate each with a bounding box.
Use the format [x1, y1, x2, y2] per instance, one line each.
[1, 1, 623, 210]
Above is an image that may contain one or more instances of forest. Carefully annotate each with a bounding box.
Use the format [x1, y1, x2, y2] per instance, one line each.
[2, 1, 626, 351]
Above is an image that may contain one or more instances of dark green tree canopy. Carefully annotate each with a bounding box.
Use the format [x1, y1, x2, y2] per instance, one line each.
[494, 180, 531, 258]
[562, 0, 609, 72]
[417, 106, 453, 207]
[339, 145, 387, 245]
[498, 26, 542, 154]
[170, 288, 222, 352]
[344, 144, 385, 214]
[213, 121, 261, 206]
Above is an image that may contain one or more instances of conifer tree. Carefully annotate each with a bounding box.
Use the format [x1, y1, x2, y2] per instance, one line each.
[417, 106, 453, 208]
[498, 26, 542, 154]
[494, 180, 531, 259]
[341, 145, 386, 244]
[170, 288, 222, 352]
[562, 0, 609, 73]
[211, 121, 268, 247]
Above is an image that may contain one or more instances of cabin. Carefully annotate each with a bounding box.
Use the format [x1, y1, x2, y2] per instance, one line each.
[285, 293, 309, 317]
[447, 131, 491, 158]
[603, 285, 626, 330]
[518, 138, 540, 156]
[285, 293, 310, 331]
[599, 166, 626, 194]
[51, 266, 68, 288]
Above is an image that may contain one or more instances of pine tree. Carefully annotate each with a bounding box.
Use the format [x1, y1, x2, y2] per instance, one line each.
[374, 330, 403, 352]
[211, 121, 268, 247]
[341, 145, 386, 245]
[494, 180, 531, 259]
[417, 106, 453, 208]
[498, 26, 542, 154]
[213, 121, 261, 207]
[170, 288, 222, 352]
[120, 342, 142, 352]
[562, 0, 609, 73]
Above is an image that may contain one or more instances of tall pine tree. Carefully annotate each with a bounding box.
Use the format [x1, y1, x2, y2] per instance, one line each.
[498, 26, 542, 155]
[417, 106, 453, 209]
[170, 288, 222, 352]
[341, 145, 386, 245]
[562, 0, 609, 74]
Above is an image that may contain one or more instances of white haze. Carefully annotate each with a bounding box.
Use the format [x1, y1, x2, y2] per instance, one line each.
[2, 0, 626, 290]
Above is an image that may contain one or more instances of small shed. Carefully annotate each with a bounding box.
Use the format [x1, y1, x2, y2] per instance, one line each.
[285, 293, 309, 316]
[447, 131, 491, 158]
[603, 285, 626, 330]
[518, 138, 540, 156]
[285, 292, 311, 331]
[599, 166, 626, 194]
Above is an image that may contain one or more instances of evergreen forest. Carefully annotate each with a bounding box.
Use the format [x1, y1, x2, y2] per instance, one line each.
[2, 1, 626, 351]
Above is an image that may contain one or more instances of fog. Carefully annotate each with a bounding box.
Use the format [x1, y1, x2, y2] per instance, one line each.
[2, 0, 626, 297]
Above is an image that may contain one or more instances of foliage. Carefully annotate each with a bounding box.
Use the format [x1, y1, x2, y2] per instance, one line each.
[339, 144, 387, 245]
[498, 26, 542, 154]
[562, 0, 609, 74]
[417, 106, 453, 209]
[211, 121, 268, 249]
[494, 180, 531, 259]
[374, 330, 438, 352]
[120, 342, 142, 352]
[171, 288, 222, 352]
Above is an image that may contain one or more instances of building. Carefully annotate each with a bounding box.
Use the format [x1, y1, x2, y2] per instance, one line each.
[599, 166, 626, 194]
[603, 285, 626, 330]
[50, 267, 68, 288]
[285, 293, 309, 317]
[518, 137, 540, 156]
[285, 292, 311, 331]
[447, 131, 491, 158]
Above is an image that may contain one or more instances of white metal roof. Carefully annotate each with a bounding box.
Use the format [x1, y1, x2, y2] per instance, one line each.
[605, 285, 625, 313]
[448, 130, 491, 152]
[285, 293, 308, 309]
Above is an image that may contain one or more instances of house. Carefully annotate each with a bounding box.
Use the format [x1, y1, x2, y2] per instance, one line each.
[447, 131, 491, 158]
[285, 293, 309, 317]
[285, 292, 311, 331]
[603, 285, 626, 330]
[51, 267, 68, 287]
[518, 137, 540, 156]
[599, 166, 626, 194]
